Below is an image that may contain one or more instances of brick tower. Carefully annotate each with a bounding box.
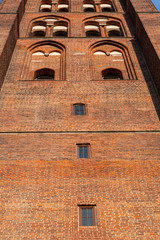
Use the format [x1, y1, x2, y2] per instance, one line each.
[0, 0, 160, 239]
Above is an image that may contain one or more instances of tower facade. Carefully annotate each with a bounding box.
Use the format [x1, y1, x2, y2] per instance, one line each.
[0, 0, 160, 239]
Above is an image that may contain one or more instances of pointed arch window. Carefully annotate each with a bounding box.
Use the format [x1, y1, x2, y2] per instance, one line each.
[83, 17, 124, 38]
[39, 0, 69, 12]
[30, 17, 69, 38]
[90, 41, 137, 80]
[21, 42, 66, 81]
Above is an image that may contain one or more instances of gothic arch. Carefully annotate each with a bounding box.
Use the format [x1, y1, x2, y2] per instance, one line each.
[82, 15, 126, 37]
[83, 0, 115, 12]
[28, 15, 70, 38]
[89, 40, 137, 80]
[39, 0, 70, 13]
[21, 41, 66, 81]
[99, 0, 115, 12]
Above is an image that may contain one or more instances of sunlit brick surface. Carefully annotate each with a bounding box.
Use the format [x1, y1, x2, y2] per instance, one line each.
[0, 0, 160, 239]
[0, 133, 160, 239]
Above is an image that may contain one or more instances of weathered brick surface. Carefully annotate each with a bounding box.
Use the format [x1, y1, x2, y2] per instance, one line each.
[20, 12, 134, 38]
[0, 14, 18, 89]
[0, 0, 160, 239]
[0, 37, 159, 132]
[135, 13, 160, 94]
[0, 0, 26, 14]
[0, 0, 26, 89]
[0, 133, 160, 239]
[124, 0, 157, 13]
[25, 0, 125, 13]
[122, 0, 160, 95]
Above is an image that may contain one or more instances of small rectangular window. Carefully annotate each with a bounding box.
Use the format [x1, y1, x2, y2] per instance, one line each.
[74, 104, 85, 115]
[77, 144, 90, 158]
[79, 205, 96, 226]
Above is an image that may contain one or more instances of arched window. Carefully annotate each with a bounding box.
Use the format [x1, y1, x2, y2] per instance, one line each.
[58, 0, 69, 12]
[108, 30, 121, 36]
[85, 21, 100, 37]
[40, 0, 70, 12]
[53, 21, 68, 37]
[83, 0, 95, 12]
[21, 42, 66, 81]
[31, 21, 46, 37]
[34, 68, 55, 80]
[102, 68, 123, 80]
[100, 0, 114, 12]
[90, 41, 137, 80]
[40, 0, 52, 12]
[106, 21, 123, 36]
[83, 17, 124, 38]
[29, 17, 69, 38]
[73, 104, 86, 115]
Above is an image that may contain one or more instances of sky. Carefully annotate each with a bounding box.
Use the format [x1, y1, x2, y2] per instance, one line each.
[0, 0, 159, 10]
[152, 0, 160, 10]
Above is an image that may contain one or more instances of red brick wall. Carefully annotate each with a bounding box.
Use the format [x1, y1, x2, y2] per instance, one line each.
[0, 133, 160, 239]
[136, 13, 160, 94]
[124, 0, 157, 13]
[0, 37, 159, 132]
[123, 0, 160, 95]
[0, 14, 18, 88]
[0, 0, 26, 15]
[0, 0, 160, 239]
[0, 0, 26, 89]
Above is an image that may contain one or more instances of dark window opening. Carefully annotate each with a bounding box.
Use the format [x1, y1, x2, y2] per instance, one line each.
[41, 8, 51, 12]
[54, 31, 68, 37]
[84, 8, 95, 12]
[59, 8, 68, 12]
[34, 68, 55, 80]
[74, 104, 85, 115]
[102, 7, 112, 12]
[86, 30, 100, 37]
[102, 68, 123, 80]
[108, 30, 121, 37]
[32, 31, 45, 37]
[36, 75, 53, 79]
